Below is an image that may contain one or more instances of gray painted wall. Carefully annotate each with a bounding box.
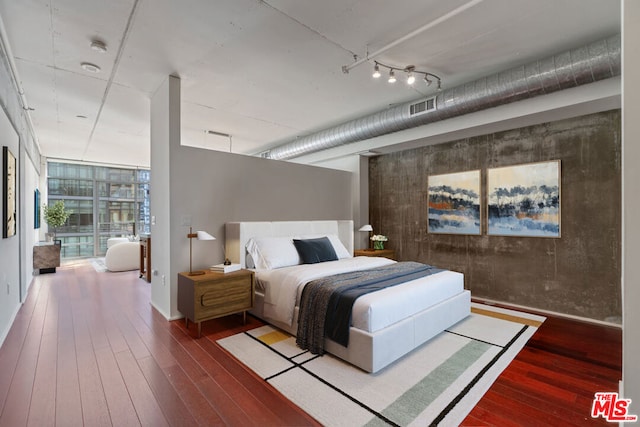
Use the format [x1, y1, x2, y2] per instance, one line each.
[369, 110, 621, 323]
[164, 148, 353, 319]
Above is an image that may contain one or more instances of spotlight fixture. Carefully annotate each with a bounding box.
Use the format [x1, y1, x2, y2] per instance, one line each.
[372, 63, 381, 78]
[370, 61, 441, 90]
[406, 66, 416, 85]
[388, 69, 396, 83]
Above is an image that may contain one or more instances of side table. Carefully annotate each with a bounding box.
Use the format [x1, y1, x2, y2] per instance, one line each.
[177, 269, 255, 338]
[354, 248, 396, 260]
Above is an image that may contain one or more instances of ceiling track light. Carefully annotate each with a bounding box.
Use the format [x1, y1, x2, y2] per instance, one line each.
[371, 61, 441, 90]
[372, 63, 381, 78]
[388, 69, 396, 83]
[406, 66, 416, 85]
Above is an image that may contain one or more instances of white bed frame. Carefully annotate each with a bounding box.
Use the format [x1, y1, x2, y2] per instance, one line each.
[225, 220, 471, 373]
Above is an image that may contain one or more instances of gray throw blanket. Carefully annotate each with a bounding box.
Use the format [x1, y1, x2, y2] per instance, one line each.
[296, 261, 443, 355]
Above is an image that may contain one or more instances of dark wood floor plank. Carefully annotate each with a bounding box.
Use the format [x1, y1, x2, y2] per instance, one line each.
[71, 303, 112, 427]
[162, 363, 225, 426]
[94, 347, 141, 426]
[137, 355, 198, 426]
[25, 293, 58, 427]
[114, 349, 170, 427]
[55, 279, 84, 427]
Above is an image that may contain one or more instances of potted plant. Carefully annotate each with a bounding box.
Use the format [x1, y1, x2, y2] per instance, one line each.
[43, 200, 70, 245]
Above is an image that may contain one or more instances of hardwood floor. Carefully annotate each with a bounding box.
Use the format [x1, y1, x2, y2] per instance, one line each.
[0, 262, 319, 427]
[0, 262, 621, 426]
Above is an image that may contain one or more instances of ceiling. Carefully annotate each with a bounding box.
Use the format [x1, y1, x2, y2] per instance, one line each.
[0, 0, 621, 168]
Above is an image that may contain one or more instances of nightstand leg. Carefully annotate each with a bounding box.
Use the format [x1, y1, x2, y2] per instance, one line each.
[243, 311, 246, 325]
[198, 322, 201, 338]
[185, 317, 189, 328]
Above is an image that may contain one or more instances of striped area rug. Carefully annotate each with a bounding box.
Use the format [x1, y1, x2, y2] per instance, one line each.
[217, 303, 544, 426]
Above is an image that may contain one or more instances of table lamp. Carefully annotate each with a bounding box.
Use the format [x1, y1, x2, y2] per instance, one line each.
[187, 226, 216, 275]
[359, 224, 374, 250]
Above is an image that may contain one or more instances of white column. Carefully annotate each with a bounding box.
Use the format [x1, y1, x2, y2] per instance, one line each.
[149, 75, 181, 319]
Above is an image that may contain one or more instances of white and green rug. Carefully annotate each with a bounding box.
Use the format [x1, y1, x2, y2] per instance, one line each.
[218, 303, 544, 426]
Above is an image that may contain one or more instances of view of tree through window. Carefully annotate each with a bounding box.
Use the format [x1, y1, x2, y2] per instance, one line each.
[47, 161, 150, 258]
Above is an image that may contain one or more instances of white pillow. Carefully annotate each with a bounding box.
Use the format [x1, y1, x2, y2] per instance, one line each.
[297, 234, 351, 259]
[245, 237, 301, 270]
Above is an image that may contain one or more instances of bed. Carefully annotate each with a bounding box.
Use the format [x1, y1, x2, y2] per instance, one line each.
[225, 220, 470, 373]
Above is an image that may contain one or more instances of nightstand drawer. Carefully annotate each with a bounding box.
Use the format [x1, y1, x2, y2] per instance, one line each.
[199, 279, 252, 315]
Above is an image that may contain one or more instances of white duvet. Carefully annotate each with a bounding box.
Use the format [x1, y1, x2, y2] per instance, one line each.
[256, 256, 396, 326]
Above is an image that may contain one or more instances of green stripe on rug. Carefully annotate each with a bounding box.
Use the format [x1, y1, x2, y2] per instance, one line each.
[365, 340, 490, 427]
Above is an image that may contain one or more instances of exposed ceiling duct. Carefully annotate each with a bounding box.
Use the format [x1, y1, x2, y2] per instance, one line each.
[263, 34, 620, 161]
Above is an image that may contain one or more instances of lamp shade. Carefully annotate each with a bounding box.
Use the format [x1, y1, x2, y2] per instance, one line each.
[196, 230, 215, 240]
[359, 224, 373, 232]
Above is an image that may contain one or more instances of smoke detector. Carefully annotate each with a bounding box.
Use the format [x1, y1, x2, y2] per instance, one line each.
[81, 62, 101, 73]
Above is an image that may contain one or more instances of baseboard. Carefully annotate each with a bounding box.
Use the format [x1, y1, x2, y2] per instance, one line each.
[472, 296, 622, 328]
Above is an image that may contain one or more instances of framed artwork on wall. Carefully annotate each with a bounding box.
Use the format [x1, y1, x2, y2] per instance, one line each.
[428, 169, 481, 235]
[34, 188, 41, 229]
[3, 146, 17, 238]
[487, 160, 561, 238]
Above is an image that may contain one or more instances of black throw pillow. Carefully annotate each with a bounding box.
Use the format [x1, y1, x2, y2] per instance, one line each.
[293, 237, 338, 264]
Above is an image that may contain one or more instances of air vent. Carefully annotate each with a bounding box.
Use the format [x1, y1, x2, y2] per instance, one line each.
[409, 96, 437, 117]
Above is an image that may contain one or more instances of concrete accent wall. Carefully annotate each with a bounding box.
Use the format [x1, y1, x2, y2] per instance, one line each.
[369, 110, 621, 323]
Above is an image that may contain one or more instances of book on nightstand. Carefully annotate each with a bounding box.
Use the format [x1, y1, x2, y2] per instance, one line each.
[210, 263, 241, 273]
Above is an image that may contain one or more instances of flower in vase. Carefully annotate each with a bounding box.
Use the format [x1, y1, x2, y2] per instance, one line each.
[370, 234, 388, 250]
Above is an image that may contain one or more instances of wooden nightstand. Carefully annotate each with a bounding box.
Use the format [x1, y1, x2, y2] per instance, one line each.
[177, 269, 255, 337]
[354, 248, 396, 260]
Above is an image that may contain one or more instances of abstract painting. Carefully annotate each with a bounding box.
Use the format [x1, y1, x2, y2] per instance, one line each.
[487, 160, 560, 237]
[35, 188, 41, 229]
[3, 146, 16, 238]
[428, 170, 481, 235]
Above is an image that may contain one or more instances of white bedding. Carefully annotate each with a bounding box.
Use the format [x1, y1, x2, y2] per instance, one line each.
[255, 256, 464, 333]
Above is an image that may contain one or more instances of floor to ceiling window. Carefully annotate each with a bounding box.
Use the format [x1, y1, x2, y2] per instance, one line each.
[47, 161, 150, 258]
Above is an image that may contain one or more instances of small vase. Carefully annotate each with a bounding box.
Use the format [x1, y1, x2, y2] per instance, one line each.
[373, 241, 384, 250]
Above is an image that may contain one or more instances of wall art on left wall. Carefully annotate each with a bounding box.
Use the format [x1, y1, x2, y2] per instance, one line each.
[428, 169, 481, 235]
[3, 146, 16, 238]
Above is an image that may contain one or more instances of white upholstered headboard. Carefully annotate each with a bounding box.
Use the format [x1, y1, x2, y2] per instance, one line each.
[225, 220, 354, 268]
